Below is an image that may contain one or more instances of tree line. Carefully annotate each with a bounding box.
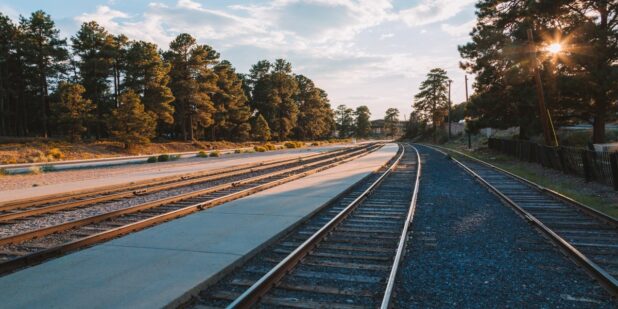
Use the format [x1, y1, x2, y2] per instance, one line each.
[0, 11, 341, 147]
[459, 0, 617, 144]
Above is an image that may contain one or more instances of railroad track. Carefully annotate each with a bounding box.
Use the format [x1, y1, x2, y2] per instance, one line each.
[424, 144, 618, 296]
[191, 143, 421, 308]
[0, 143, 381, 275]
[0, 146, 366, 222]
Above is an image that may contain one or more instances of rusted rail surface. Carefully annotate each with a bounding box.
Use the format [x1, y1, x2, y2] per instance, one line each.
[425, 144, 618, 296]
[0, 144, 381, 275]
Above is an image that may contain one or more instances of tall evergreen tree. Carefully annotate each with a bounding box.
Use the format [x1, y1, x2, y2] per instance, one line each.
[211, 60, 251, 141]
[19, 10, 68, 137]
[384, 108, 400, 138]
[165, 33, 218, 140]
[0, 13, 18, 136]
[125, 40, 175, 131]
[295, 75, 334, 140]
[109, 90, 156, 149]
[252, 114, 271, 142]
[71, 21, 114, 138]
[51, 82, 93, 142]
[335, 104, 355, 138]
[414, 68, 449, 141]
[354, 105, 371, 138]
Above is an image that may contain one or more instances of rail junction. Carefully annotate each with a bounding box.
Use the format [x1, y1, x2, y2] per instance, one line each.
[0, 142, 615, 308]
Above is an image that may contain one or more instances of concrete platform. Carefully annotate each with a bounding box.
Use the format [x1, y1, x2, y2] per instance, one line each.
[0, 143, 398, 309]
[0, 144, 352, 203]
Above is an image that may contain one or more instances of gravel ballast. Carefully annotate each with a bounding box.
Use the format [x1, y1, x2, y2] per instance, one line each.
[394, 145, 615, 308]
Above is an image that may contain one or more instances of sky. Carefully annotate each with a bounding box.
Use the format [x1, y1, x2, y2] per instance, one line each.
[1, 0, 478, 120]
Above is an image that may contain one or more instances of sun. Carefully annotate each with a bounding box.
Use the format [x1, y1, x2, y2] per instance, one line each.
[546, 42, 562, 55]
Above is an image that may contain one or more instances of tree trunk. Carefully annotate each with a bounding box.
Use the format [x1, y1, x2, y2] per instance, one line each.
[41, 73, 48, 138]
[592, 111, 606, 144]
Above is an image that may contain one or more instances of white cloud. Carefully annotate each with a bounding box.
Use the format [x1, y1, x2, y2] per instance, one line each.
[380, 33, 394, 40]
[441, 19, 476, 37]
[399, 0, 476, 27]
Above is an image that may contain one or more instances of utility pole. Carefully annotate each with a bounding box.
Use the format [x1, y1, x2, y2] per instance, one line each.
[527, 29, 558, 146]
[447, 79, 452, 140]
[465, 75, 471, 149]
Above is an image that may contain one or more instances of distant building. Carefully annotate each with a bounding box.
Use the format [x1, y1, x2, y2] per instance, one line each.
[370, 120, 408, 138]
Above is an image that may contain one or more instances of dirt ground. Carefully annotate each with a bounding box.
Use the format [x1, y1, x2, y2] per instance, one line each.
[0, 138, 344, 165]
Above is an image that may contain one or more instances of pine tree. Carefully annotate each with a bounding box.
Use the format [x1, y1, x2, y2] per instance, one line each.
[51, 82, 93, 142]
[295, 75, 334, 140]
[125, 41, 175, 130]
[414, 68, 449, 141]
[211, 60, 251, 141]
[335, 104, 355, 138]
[252, 114, 271, 142]
[71, 21, 114, 138]
[384, 108, 400, 138]
[354, 105, 371, 138]
[165, 33, 218, 140]
[19, 10, 68, 137]
[109, 90, 156, 149]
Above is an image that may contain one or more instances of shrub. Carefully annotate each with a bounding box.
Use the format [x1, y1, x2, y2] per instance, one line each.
[157, 154, 170, 162]
[254, 146, 266, 152]
[209, 151, 220, 157]
[46, 148, 64, 160]
[234, 149, 242, 154]
[41, 165, 56, 172]
[264, 143, 276, 151]
[197, 151, 208, 158]
[284, 141, 304, 149]
[170, 154, 181, 161]
[311, 142, 320, 146]
[244, 149, 255, 153]
[147, 156, 158, 163]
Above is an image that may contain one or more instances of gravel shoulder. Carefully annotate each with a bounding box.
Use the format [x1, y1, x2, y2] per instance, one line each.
[394, 145, 615, 308]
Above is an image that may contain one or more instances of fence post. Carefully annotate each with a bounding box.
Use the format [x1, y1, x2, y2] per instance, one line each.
[581, 151, 592, 182]
[610, 153, 618, 191]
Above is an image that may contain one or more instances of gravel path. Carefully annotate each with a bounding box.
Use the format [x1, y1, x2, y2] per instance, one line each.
[394, 145, 615, 308]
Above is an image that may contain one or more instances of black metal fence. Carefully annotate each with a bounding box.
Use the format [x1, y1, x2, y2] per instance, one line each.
[488, 138, 618, 190]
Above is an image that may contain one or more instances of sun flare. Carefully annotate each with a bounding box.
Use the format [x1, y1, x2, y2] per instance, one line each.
[546, 42, 562, 55]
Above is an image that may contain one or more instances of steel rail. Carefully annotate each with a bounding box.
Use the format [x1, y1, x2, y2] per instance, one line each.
[0, 146, 359, 212]
[422, 144, 618, 296]
[0, 144, 382, 275]
[226, 144, 406, 309]
[0, 145, 377, 246]
[380, 144, 422, 309]
[0, 146, 367, 221]
[427, 144, 617, 225]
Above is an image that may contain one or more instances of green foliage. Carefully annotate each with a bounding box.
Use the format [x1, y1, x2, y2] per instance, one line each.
[354, 106, 371, 138]
[147, 156, 158, 163]
[414, 68, 450, 141]
[166, 33, 218, 141]
[250, 59, 299, 140]
[264, 143, 276, 151]
[211, 60, 251, 141]
[384, 108, 400, 138]
[51, 82, 94, 142]
[335, 104, 355, 138]
[125, 41, 175, 128]
[252, 114, 271, 141]
[209, 151, 220, 157]
[109, 90, 157, 149]
[295, 75, 335, 140]
[254, 146, 266, 152]
[157, 154, 170, 162]
[197, 151, 208, 158]
[284, 141, 304, 149]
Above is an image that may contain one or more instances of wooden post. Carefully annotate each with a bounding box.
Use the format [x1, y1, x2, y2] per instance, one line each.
[610, 153, 618, 191]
